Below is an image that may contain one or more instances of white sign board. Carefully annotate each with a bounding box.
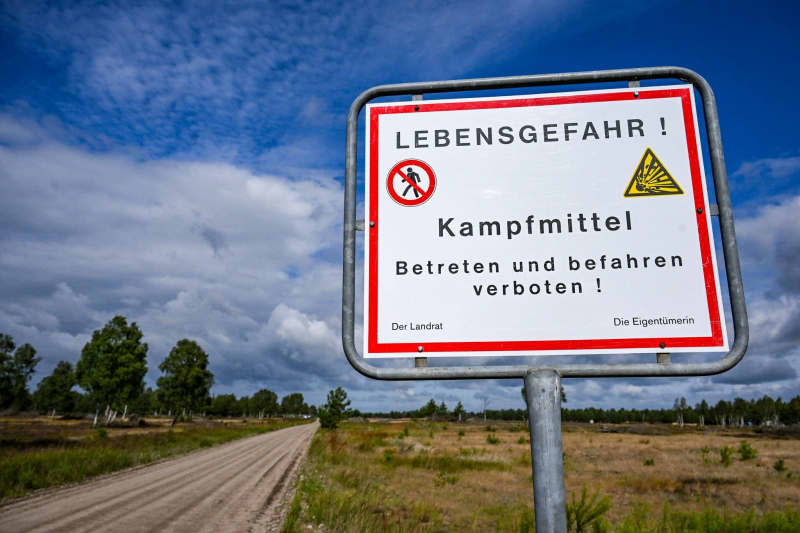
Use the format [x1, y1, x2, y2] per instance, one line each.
[364, 85, 727, 358]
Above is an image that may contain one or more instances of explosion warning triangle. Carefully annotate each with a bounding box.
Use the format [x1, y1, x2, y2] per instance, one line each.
[624, 148, 684, 197]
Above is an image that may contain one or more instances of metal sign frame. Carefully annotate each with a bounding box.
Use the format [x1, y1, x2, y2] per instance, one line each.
[343, 67, 748, 532]
[343, 66, 748, 380]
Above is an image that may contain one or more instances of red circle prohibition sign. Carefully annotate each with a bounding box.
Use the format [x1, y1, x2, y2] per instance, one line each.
[386, 159, 436, 206]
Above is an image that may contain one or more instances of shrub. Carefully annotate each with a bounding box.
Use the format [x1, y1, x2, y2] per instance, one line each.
[457, 429, 465, 438]
[643, 458, 655, 466]
[720, 446, 733, 467]
[318, 387, 350, 430]
[487, 435, 500, 445]
[95, 428, 108, 440]
[517, 436, 527, 444]
[485, 425, 498, 432]
[774, 459, 787, 472]
[700, 445, 711, 464]
[738, 440, 757, 460]
[565, 487, 611, 533]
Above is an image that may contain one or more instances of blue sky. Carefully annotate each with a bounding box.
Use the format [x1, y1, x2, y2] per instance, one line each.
[1, 1, 799, 413]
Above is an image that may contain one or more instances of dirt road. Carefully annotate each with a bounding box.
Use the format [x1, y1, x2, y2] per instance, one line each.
[0, 421, 318, 533]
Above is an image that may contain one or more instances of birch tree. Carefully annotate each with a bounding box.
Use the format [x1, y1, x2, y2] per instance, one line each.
[76, 316, 147, 424]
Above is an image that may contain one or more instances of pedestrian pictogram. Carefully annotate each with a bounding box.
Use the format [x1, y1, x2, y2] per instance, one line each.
[624, 148, 684, 197]
[387, 159, 436, 206]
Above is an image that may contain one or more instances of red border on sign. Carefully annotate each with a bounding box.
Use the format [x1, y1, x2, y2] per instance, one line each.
[367, 88, 724, 354]
[386, 159, 437, 206]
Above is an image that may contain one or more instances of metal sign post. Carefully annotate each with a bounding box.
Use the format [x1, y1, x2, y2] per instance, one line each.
[525, 369, 567, 531]
[342, 67, 748, 533]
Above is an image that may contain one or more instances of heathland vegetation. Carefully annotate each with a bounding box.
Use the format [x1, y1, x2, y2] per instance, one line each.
[284, 420, 800, 532]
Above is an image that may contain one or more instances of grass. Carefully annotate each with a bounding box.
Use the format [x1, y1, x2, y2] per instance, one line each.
[284, 420, 800, 532]
[615, 503, 800, 532]
[0, 416, 309, 502]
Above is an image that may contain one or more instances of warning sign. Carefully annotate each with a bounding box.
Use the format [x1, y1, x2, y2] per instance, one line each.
[624, 148, 684, 197]
[387, 159, 436, 206]
[364, 85, 727, 358]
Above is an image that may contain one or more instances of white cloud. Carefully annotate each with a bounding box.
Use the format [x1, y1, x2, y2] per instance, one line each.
[0, 117, 344, 396]
[733, 155, 800, 180]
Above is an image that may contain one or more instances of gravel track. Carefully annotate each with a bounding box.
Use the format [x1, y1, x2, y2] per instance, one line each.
[0, 421, 318, 533]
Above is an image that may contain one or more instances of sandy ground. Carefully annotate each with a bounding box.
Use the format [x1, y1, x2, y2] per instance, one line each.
[0, 421, 318, 533]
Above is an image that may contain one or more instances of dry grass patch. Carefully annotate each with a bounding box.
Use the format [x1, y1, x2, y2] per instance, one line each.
[286, 421, 800, 532]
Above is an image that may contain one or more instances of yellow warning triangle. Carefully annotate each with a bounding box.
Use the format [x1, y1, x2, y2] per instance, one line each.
[624, 148, 684, 197]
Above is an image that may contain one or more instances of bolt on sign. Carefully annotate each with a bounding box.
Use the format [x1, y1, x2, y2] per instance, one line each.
[363, 85, 728, 358]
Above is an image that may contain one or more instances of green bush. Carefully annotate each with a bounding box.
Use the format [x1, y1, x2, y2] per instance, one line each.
[643, 458, 655, 466]
[720, 446, 733, 467]
[774, 459, 787, 472]
[486, 435, 500, 445]
[565, 486, 611, 533]
[738, 440, 757, 460]
[700, 446, 711, 464]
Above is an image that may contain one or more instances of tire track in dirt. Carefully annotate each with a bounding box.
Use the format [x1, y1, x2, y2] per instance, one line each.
[0, 421, 318, 533]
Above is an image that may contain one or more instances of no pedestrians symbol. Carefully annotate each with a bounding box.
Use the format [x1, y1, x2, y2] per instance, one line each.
[386, 159, 436, 206]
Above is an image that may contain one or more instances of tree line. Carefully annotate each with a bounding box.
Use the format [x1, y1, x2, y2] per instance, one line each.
[362, 392, 800, 427]
[0, 316, 314, 425]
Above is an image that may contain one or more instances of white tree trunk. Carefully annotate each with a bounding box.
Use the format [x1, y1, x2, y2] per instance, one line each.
[92, 409, 99, 428]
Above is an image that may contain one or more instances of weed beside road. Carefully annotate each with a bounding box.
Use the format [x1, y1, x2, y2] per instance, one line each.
[0, 416, 310, 502]
[283, 420, 800, 532]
